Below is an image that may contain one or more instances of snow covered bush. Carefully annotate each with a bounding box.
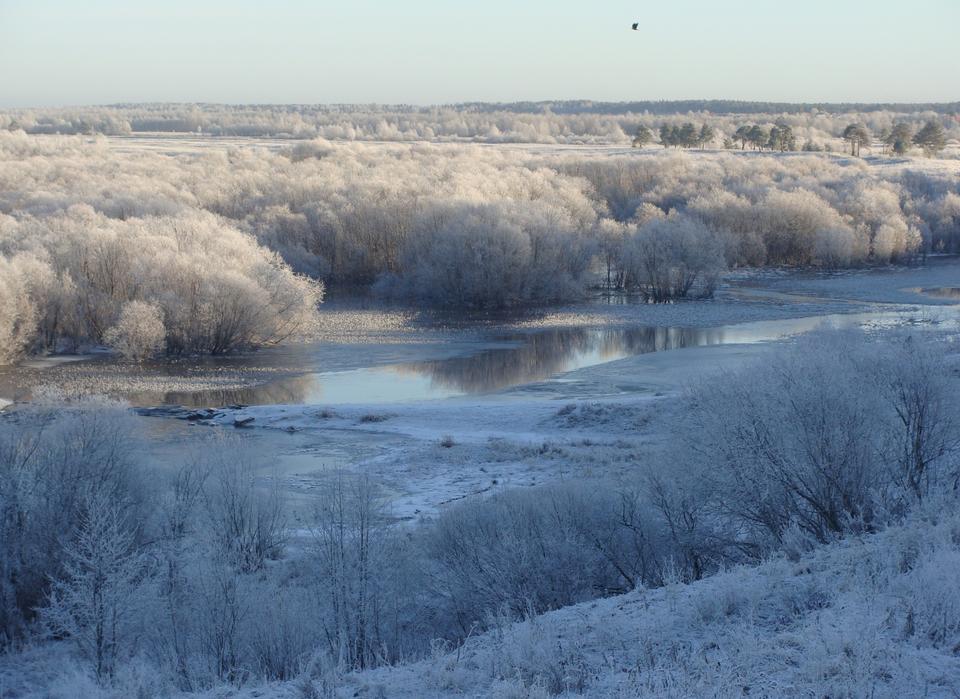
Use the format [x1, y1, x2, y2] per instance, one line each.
[683, 330, 960, 552]
[622, 213, 726, 301]
[102, 301, 165, 360]
[0, 399, 147, 643]
[390, 202, 591, 308]
[0, 209, 323, 356]
[40, 490, 150, 680]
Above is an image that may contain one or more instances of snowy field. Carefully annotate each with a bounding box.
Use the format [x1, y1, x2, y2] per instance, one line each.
[100, 132, 960, 174]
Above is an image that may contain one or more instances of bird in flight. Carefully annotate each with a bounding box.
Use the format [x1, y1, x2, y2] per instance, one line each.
[631, 22, 639, 30]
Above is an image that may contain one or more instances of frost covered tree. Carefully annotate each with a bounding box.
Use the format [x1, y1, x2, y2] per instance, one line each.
[631, 124, 653, 148]
[885, 122, 913, 155]
[684, 330, 960, 550]
[103, 301, 166, 360]
[40, 491, 149, 680]
[842, 123, 871, 155]
[203, 448, 285, 574]
[0, 256, 37, 363]
[912, 120, 946, 156]
[0, 399, 146, 644]
[622, 214, 725, 302]
[309, 472, 389, 670]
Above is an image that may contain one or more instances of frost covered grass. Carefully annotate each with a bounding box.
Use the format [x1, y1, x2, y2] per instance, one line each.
[6, 500, 960, 698]
[345, 503, 960, 698]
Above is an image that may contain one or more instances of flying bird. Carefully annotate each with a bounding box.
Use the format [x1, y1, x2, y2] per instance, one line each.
[631, 22, 639, 30]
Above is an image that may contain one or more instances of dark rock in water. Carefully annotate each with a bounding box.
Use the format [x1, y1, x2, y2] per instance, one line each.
[135, 406, 191, 419]
[188, 408, 222, 421]
[233, 416, 255, 428]
[135, 406, 221, 424]
[227, 404, 248, 410]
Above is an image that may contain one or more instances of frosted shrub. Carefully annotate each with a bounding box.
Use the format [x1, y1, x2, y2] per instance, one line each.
[0, 210, 323, 356]
[393, 202, 591, 308]
[0, 399, 146, 644]
[684, 330, 960, 550]
[900, 549, 960, 648]
[103, 301, 166, 359]
[622, 214, 725, 302]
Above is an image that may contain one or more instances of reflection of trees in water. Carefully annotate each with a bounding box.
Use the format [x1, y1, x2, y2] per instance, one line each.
[158, 373, 319, 408]
[407, 329, 595, 393]
[404, 326, 727, 394]
[921, 287, 960, 300]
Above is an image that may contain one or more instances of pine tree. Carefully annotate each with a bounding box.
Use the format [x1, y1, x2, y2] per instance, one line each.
[842, 123, 871, 156]
[659, 124, 673, 148]
[885, 122, 913, 155]
[697, 124, 716, 149]
[678, 122, 698, 148]
[748, 125, 768, 151]
[912, 120, 946, 156]
[734, 125, 752, 150]
[632, 124, 653, 148]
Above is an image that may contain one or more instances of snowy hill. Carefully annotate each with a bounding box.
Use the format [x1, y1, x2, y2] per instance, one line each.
[328, 508, 960, 698]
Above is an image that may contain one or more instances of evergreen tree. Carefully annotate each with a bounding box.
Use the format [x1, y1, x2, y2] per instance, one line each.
[659, 123, 673, 148]
[632, 124, 653, 148]
[747, 125, 768, 151]
[678, 122, 698, 148]
[885, 122, 913, 155]
[842, 123, 871, 156]
[912, 120, 946, 156]
[697, 124, 716, 149]
[734, 125, 752, 150]
[768, 124, 796, 152]
[670, 125, 683, 148]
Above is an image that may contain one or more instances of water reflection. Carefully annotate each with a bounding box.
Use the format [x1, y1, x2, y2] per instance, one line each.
[407, 326, 724, 394]
[6, 305, 956, 408]
[128, 373, 322, 409]
[916, 287, 960, 300]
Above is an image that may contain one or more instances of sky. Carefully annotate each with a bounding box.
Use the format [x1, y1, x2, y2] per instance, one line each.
[1, 0, 957, 107]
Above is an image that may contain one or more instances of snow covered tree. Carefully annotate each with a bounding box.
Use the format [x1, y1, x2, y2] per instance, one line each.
[103, 300, 166, 360]
[309, 472, 389, 670]
[912, 120, 946, 156]
[842, 123, 871, 156]
[40, 491, 149, 680]
[697, 123, 716, 149]
[885, 122, 913, 155]
[622, 214, 725, 302]
[631, 124, 653, 148]
[658, 123, 673, 148]
[0, 256, 38, 363]
[203, 449, 285, 574]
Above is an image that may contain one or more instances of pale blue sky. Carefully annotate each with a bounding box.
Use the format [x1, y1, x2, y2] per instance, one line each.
[1, 0, 956, 107]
